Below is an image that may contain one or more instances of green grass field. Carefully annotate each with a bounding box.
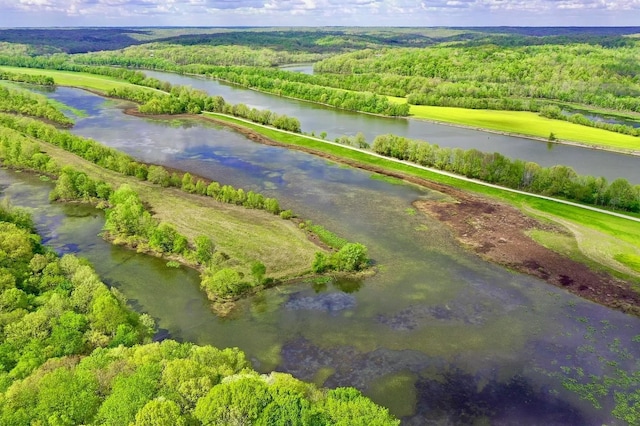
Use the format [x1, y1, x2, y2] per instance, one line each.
[386, 96, 640, 152]
[0, 66, 156, 93]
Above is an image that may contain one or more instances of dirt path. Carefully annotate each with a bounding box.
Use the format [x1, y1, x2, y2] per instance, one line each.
[131, 110, 640, 316]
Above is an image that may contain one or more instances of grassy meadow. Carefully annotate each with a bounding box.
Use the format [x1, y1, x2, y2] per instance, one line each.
[0, 65, 157, 93]
[386, 96, 640, 152]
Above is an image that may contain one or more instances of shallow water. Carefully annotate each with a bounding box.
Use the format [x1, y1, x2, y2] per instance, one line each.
[12, 86, 640, 424]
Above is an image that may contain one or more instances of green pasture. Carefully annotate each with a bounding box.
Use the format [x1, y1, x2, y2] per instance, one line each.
[0, 65, 154, 93]
[386, 96, 640, 152]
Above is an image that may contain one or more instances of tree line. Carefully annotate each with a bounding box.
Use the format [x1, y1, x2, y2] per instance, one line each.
[0, 113, 285, 216]
[372, 133, 640, 212]
[107, 84, 302, 132]
[0, 53, 171, 91]
[0, 69, 54, 85]
[76, 43, 325, 68]
[194, 66, 410, 117]
[0, 204, 398, 425]
[0, 46, 411, 117]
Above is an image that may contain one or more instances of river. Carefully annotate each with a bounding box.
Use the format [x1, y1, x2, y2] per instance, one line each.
[5, 85, 639, 424]
[142, 70, 640, 184]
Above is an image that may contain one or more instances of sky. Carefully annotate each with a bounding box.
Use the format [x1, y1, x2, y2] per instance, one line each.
[0, 0, 638, 28]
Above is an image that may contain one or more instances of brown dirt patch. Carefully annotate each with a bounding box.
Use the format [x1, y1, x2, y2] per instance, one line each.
[414, 195, 640, 316]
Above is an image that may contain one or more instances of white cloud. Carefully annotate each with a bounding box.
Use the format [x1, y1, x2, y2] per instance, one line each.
[0, 0, 638, 26]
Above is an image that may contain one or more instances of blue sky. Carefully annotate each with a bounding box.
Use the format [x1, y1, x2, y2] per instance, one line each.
[0, 0, 638, 27]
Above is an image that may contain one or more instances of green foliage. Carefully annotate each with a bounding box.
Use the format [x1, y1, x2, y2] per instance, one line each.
[49, 167, 112, 202]
[134, 398, 186, 426]
[312, 252, 329, 274]
[0, 125, 58, 175]
[0, 113, 137, 178]
[333, 243, 369, 272]
[149, 223, 180, 253]
[319, 387, 399, 425]
[201, 267, 247, 299]
[166, 260, 181, 269]
[96, 363, 162, 426]
[105, 185, 153, 237]
[250, 261, 267, 285]
[0, 199, 34, 232]
[0, 206, 153, 388]
[195, 374, 272, 424]
[147, 165, 170, 187]
[0, 341, 397, 425]
[0, 80, 72, 126]
[315, 44, 640, 113]
[199, 65, 410, 117]
[279, 209, 293, 220]
[194, 235, 215, 265]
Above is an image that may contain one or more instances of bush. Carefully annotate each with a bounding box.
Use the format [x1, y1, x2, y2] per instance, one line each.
[279, 210, 293, 220]
[201, 268, 247, 298]
[333, 243, 368, 272]
[312, 252, 329, 273]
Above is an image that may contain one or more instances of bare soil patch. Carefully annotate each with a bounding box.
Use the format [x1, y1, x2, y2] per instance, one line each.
[414, 194, 640, 315]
